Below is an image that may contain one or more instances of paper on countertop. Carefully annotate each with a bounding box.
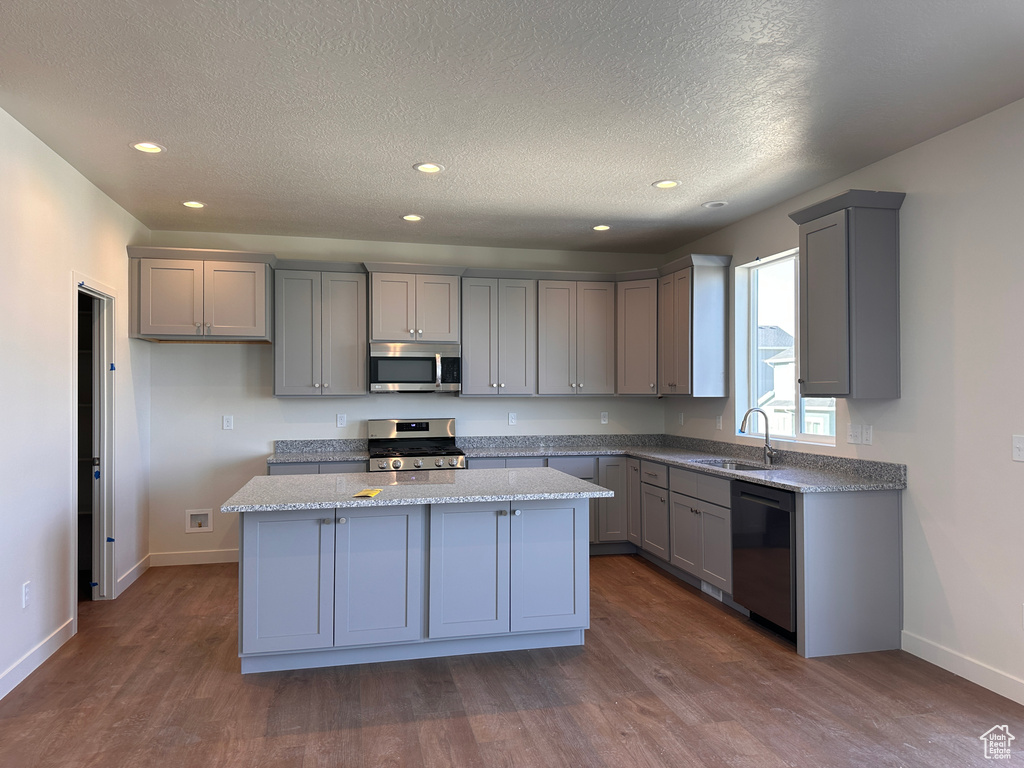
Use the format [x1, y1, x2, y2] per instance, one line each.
[353, 488, 383, 498]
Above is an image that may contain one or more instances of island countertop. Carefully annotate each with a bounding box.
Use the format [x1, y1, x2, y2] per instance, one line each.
[221, 467, 613, 513]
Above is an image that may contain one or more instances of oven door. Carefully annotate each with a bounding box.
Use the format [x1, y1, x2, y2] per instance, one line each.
[369, 343, 461, 392]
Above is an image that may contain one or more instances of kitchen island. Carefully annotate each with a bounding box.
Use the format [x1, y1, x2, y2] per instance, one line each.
[221, 467, 612, 674]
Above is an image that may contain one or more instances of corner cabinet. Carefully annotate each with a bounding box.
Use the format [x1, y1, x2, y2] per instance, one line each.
[616, 279, 658, 395]
[538, 280, 615, 395]
[274, 270, 367, 396]
[370, 272, 460, 342]
[461, 277, 537, 395]
[129, 247, 273, 341]
[657, 255, 731, 397]
[789, 190, 905, 398]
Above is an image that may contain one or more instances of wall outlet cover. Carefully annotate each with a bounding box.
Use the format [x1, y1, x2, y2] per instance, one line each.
[1013, 435, 1024, 462]
[716, 416, 723, 430]
[600, 411, 609, 425]
[222, 415, 234, 430]
[508, 412, 517, 426]
[678, 412, 684, 426]
[336, 414, 347, 428]
[862, 425, 873, 445]
[846, 423, 862, 444]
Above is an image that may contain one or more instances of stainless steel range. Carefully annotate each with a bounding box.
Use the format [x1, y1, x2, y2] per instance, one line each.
[367, 418, 466, 472]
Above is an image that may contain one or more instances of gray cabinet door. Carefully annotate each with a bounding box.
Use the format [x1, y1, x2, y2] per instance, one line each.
[799, 209, 850, 396]
[616, 279, 658, 395]
[640, 483, 670, 560]
[322, 272, 367, 395]
[497, 279, 538, 395]
[139, 259, 204, 336]
[334, 506, 425, 646]
[268, 462, 320, 475]
[274, 270, 322, 396]
[466, 457, 507, 469]
[671, 269, 692, 395]
[576, 282, 615, 395]
[698, 500, 732, 593]
[204, 261, 267, 337]
[657, 274, 676, 394]
[537, 280, 577, 395]
[461, 278, 499, 394]
[597, 457, 628, 542]
[428, 502, 511, 638]
[625, 458, 642, 545]
[370, 272, 417, 341]
[319, 461, 369, 473]
[415, 274, 460, 342]
[510, 500, 589, 632]
[240, 509, 335, 654]
[669, 492, 701, 576]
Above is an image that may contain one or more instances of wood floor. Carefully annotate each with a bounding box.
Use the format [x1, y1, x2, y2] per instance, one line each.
[1, 556, 1021, 768]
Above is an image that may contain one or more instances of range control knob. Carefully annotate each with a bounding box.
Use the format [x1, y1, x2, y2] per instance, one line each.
[377, 460, 388, 470]
[435, 458, 444, 467]
[449, 457, 459, 467]
[413, 459, 423, 468]
[391, 458, 402, 470]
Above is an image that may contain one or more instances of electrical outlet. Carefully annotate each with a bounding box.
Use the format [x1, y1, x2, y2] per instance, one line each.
[1013, 435, 1024, 462]
[862, 425, 873, 445]
[846, 423, 862, 444]
[222, 415, 234, 430]
[716, 416, 722, 430]
[336, 414, 347, 428]
[600, 411, 609, 425]
[508, 412, 517, 426]
[678, 412, 684, 426]
[22, 581, 30, 609]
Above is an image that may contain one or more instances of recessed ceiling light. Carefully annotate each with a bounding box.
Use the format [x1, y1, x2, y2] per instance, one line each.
[413, 163, 444, 174]
[701, 200, 729, 209]
[593, 225, 611, 231]
[183, 201, 205, 208]
[652, 179, 680, 189]
[403, 214, 423, 221]
[131, 142, 165, 154]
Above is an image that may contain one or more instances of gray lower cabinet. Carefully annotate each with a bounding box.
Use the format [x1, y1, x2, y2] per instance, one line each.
[465, 457, 548, 469]
[241, 509, 335, 654]
[461, 277, 537, 395]
[640, 483, 670, 560]
[625, 458, 642, 545]
[548, 456, 598, 543]
[669, 493, 701, 573]
[268, 461, 368, 475]
[428, 499, 588, 639]
[668, 467, 732, 592]
[241, 506, 425, 655]
[596, 456, 628, 542]
[274, 270, 367, 396]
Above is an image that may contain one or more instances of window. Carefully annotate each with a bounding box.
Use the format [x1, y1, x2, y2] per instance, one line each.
[746, 250, 835, 442]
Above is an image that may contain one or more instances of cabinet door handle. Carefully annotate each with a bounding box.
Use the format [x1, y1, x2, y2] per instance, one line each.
[418, 329, 423, 335]
[650, 383, 656, 388]
[321, 518, 333, 525]
[798, 378, 805, 384]
[314, 383, 320, 388]
[660, 496, 666, 503]
[570, 382, 576, 387]
[691, 508, 700, 516]
[337, 518, 347, 525]
[322, 382, 329, 389]
[499, 383, 505, 388]
[632, 466, 638, 472]
[513, 509, 521, 516]
[498, 509, 508, 516]
[409, 329, 415, 337]
[491, 383, 498, 388]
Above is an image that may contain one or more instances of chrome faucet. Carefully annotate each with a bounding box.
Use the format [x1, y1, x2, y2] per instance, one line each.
[739, 407, 777, 466]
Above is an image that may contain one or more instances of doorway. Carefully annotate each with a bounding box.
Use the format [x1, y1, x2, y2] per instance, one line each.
[75, 278, 115, 604]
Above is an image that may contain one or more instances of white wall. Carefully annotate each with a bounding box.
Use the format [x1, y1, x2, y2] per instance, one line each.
[665, 98, 1024, 704]
[0, 108, 151, 699]
[147, 343, 664, 563]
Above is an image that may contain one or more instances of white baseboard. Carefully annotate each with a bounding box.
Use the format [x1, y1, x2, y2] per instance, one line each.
[903, 630, 1024, 707]
[114, 554, 151, 597]
[149, 548, 239, 566]
[0, 619, 75, 701]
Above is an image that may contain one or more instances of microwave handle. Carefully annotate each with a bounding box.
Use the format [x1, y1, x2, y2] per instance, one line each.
[435, 353, 442, 389]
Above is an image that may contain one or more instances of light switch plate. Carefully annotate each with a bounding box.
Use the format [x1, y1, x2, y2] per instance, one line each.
[1013, 435, 1024, 462]
[846, 423, 862, 444]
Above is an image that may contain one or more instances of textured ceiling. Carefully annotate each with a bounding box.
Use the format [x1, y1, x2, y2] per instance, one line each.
[3, 0, 1024, 254]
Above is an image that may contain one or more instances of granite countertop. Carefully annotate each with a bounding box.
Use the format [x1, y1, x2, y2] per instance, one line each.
[221, 467, 613, 513]
[265, 436, 907, 494]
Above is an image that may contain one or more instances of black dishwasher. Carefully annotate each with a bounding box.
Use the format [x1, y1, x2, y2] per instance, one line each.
[731, 481, 796, 635]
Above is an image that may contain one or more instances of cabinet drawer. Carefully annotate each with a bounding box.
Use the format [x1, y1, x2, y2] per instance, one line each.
[639, 460, 668, 489]
[319, 461, 369, 474]
[548, 456, 597, 480]
[467, 458, 508, 469]
[505, 457, 548, 468]
[669, 467, 698, 496]
[268, 463, 319, 476]
[697, 475, 731, 508]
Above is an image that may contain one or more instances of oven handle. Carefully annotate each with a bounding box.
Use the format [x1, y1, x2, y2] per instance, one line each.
[435, 352, 442, 389]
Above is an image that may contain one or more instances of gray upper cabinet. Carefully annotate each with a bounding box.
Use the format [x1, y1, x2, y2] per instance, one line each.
[461, 277, 537, 395]
[133, 255, 271, 341]
[616, 279, 658, 395]
[370, 272, 459, 342]
[538, 280, 615, 395]
[274, 270, 367, 396]
[658, 255, 730, 397]
[789, 190, 905, 399]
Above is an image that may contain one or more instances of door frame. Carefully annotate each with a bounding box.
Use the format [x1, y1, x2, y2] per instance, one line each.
[72, 273, 116, 615]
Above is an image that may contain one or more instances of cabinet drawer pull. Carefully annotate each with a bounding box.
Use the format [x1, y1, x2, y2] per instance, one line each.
[644, 471, 659, 477]
[632, 466, 638, 472]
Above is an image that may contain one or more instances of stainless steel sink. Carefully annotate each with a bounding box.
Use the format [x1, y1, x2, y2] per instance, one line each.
[693, 459, 780, 471]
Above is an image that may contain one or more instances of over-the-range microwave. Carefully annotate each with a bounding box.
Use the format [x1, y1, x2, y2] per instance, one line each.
[368, 342, 461, 392]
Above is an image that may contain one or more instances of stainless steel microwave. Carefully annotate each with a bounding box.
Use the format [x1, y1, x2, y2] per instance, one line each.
[368, 343, 461, 392]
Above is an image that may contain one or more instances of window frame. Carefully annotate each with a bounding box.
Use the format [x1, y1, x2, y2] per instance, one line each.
[742, 248, 835, 446]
